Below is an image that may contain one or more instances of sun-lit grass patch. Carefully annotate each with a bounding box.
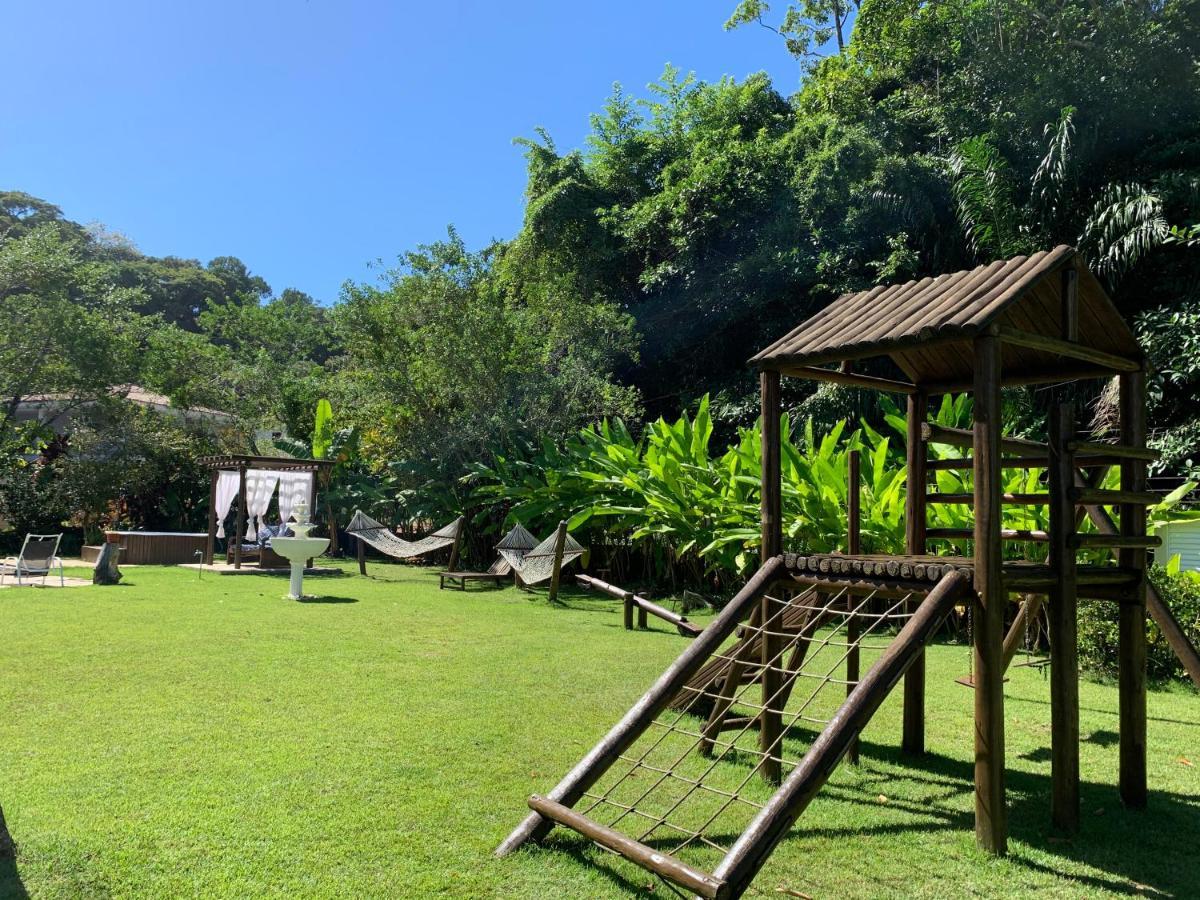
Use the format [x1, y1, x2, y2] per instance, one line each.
[1, 561, 1197, 898]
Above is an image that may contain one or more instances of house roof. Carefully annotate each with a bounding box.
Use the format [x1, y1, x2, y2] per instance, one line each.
[16, 384, 236, 425]
[751, 246, 1142, 387]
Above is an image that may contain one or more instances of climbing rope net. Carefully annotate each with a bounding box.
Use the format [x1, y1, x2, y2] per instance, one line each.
[496, 523, 585, 586]
[346, 510, 461, 560]
[572, 584, 921, 888]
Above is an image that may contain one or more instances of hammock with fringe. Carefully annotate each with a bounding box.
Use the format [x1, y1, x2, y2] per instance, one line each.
[346, 510, 462, 560]
[496, 522, 585, 586]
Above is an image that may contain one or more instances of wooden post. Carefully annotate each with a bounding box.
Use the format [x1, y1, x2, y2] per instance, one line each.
[447, 518, 463, 575]
[760, 590, 784, 784]
[205, 468, 218, 565]
[761, 369, 783, 562]
[1119, 369, 1148, 809]
[356, 534, 367, 576]
[847, 449, 861, 765]
[759, 369, 783, 783]
[233, 464, 247, 569]
[1048, 400, 1080, 833]
[624, 595, 634, 630]
[903, 391, 928, 755]
[972, 334, 1007, 854]
[547, 520, 568, 605]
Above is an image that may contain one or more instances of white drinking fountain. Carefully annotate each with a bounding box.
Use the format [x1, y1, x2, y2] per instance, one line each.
[270, 501, 329, 600]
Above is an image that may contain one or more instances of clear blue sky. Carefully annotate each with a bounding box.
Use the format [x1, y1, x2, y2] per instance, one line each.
[1, 1, 799, 304]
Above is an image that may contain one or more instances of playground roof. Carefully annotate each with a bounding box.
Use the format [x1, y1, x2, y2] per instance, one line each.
[751, 246, 1142, 390]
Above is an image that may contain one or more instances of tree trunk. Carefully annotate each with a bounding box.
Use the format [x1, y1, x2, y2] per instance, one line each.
[93, 541, 122, 585]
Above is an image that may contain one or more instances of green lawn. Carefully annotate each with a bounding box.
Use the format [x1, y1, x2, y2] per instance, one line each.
[1, 561, 1198, 898]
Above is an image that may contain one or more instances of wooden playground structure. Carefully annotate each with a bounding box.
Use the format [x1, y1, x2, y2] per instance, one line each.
[495, 247, 1200, 897]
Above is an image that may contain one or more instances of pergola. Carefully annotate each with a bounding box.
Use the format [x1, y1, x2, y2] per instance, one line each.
[752, 245, 1155, 853]
[198, 454, 333, 568]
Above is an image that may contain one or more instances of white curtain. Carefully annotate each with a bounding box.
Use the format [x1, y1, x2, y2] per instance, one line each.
[276, 471, 314, 528]
[214, 471, 240, 538]
[245, 471, 280, 540]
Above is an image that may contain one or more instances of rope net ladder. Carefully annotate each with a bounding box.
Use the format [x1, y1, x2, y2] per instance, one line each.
[496, 562, 969, 899]
[574, 585, 918, 888]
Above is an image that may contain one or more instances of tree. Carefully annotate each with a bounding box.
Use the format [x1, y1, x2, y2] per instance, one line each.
[725, 0, 859, 61]
[0, 224, 147, 438]
[331, 229, 639, 519]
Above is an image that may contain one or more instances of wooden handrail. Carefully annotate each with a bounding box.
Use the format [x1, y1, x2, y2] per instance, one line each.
[927, 528, 1050, 542]
[926, 493, 1049, 505]
[1066, 440, 1159, 462]
[1070, 487, 1160, 506]
[1069, 534, 1161, 550]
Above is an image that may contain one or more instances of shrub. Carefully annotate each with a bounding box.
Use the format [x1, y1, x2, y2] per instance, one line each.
[1079, 566, 1200, 683]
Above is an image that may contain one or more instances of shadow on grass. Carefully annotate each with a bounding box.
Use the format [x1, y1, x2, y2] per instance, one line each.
[0, 831, 27, 900]
[530, 735, 1200, 899]
[295, 595, 359, 604]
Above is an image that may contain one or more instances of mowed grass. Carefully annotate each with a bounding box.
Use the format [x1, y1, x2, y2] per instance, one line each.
[1, 561, 1198, 899]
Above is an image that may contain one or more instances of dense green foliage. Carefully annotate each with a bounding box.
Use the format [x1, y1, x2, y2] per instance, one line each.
[3, 1, 1199, 571]
[1079, 565, 1200, 681]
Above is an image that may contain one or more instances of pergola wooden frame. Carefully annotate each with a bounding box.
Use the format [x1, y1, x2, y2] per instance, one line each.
[753, 246, 1171, 852]
[198, 454, 333, 569]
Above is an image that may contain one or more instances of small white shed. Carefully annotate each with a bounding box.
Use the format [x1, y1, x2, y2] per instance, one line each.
[1156, 519, 1200, 572]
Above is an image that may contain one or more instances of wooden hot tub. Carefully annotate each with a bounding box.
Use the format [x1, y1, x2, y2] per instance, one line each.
[104, 531, 208, 565]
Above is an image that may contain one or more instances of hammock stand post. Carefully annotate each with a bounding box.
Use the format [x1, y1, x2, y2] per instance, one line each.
[447, 521, 463, 575]
[357, 533, 367, 575]
[547, 521, 568, 604]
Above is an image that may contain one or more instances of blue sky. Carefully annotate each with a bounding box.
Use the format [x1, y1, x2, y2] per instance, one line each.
[1, 1, 799, 303]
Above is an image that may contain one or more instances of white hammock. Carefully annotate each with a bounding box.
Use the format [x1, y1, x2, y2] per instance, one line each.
[347, 510, 463, 560]
[496, 522, 584, 586]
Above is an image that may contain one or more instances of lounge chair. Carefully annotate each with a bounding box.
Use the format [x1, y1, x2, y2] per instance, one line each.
[439, 557, 513, 590]
[1, 533, 65, 586]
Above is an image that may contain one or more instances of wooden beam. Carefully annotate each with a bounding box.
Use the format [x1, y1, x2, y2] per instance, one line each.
[921, 364, 1122, 395]
[927, 455, 1121, 471]
[527, 796, 724, 899]
[1071, 487, 1159, 506]
[1067, 439, 1158, 462]
[922, 422, 1046, 456]
[903, 392, 928, 755]
[233, 464, 247, 569]
[972, 334, 1007, 855]
[927, 493, 1049, 505]
[995, 325, 1140, 372]
[777, 365, 917, 394]
[1061, 266, 1079, 341]
[927, 528, 1050, 543]
[1118, 370, 1148, 810]
[205, 468, 218, 566]
[759, 370, 784, 785]
[1068, 534, 1161, 550]
[547, 521, 568, 605]
[1048, 401, 1080, 834]
[761, 370, 783, 563]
